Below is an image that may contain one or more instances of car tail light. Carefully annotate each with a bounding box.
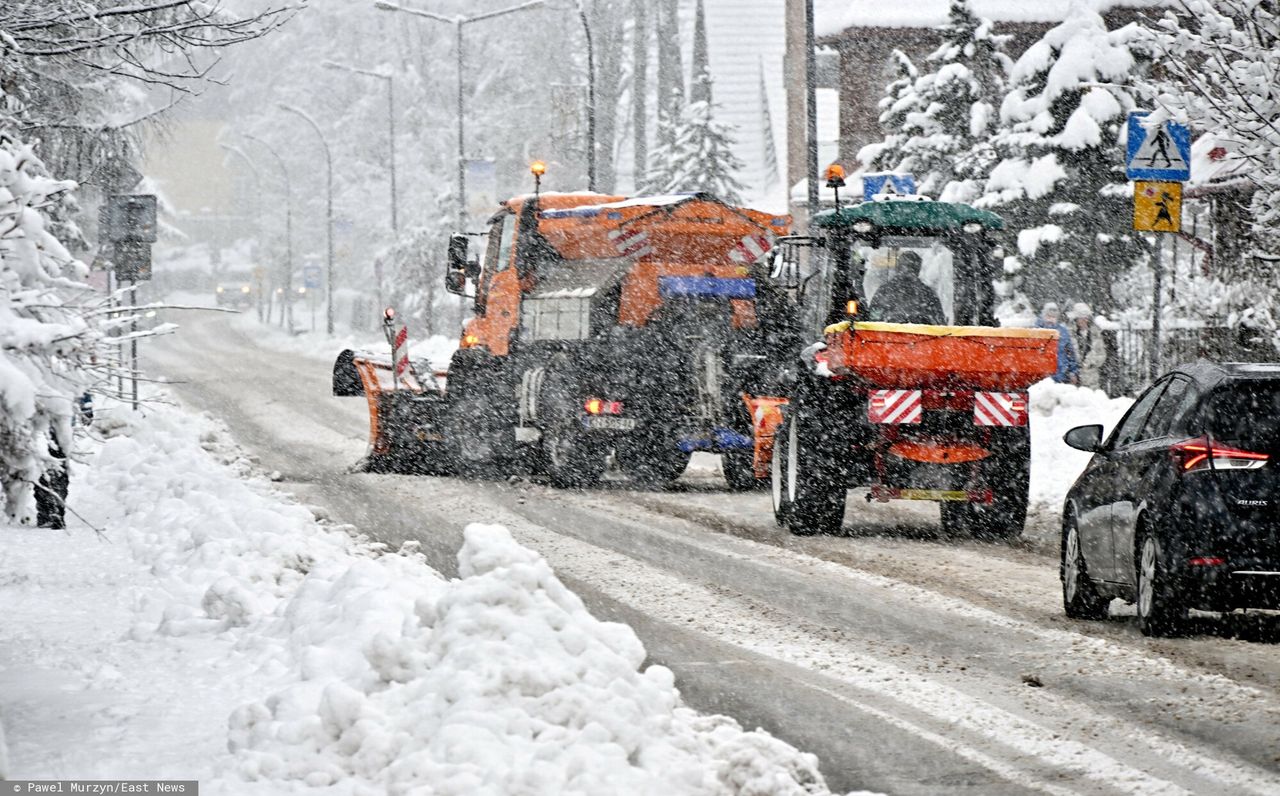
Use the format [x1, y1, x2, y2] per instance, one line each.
[1172, 436, 1269, 473]
[1188, 556, 1227, 566]
[584, 398, 622, 416]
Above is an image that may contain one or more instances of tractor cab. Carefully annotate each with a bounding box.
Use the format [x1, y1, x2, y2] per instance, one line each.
[772, 196, 1005, 336]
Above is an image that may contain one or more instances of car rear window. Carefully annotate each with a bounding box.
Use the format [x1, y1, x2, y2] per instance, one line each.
[1199, 380, 1280, 448]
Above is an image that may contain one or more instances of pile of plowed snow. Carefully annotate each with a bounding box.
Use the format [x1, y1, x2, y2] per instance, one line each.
[1028, 379, 1133, 516]
[0, 400, 848, 795]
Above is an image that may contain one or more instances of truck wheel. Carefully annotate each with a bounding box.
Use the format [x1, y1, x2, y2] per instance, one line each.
[543, 423, 606, 488]
[538, 360, 606, 489]
[1062, 515, 1109, 620]
[722, 449, 764, 492]
[444, 354, 512, 477]
[1136, 530, 1189, 637]
[771, 411, 845, 536]
[617, 434, 690, 488]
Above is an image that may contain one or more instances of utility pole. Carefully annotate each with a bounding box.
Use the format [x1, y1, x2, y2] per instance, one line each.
[804, 0, 819, 225]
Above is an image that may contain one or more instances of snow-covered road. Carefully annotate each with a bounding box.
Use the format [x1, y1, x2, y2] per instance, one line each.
[145, 313, 1280, 795]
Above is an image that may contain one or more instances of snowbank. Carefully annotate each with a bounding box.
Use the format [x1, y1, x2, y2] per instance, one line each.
[0, 399, 847, 795]
[1028, 380, 1133, 517]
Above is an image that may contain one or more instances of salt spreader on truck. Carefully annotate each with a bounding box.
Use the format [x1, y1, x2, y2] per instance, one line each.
[334, 180, 797, 489]
[759, 190, 1059, 538]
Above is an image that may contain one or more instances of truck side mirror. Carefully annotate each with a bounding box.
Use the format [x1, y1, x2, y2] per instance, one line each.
[445, 233, 471, 295]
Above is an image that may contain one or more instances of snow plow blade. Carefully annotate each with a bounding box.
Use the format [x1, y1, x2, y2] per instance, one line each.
[822, 321, 1059, 391]
[331, 349, 449, 474]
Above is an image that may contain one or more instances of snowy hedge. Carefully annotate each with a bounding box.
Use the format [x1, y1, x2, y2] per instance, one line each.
[0, 135, 92, 524]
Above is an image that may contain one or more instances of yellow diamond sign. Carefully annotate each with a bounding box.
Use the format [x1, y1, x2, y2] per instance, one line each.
[1133, 181, 1182, 232]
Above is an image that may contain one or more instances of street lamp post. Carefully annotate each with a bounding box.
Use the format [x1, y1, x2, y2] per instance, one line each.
[278, 103, 336, 335]
[242, 133, 294, 329]
[219, 143, 268, 322]
[374, 0, 557, 228]
[322, 61, 398, 236]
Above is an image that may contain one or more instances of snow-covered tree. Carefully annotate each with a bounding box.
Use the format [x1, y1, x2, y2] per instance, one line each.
[0, 136, 94, 523]
[642, 71, 746, 202]
[858, 0, 1011, 201]
[1141, 0, 1280, 256]
[977, 5, 1145, 311]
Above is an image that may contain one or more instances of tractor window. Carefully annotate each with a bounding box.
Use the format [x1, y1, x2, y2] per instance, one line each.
[855, 236, 955, 324]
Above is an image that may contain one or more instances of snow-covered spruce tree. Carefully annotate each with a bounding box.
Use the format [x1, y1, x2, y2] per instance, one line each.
[976, 5, 1145, 311]
[858, 0, 1011, 202]
[642, 71, 746, 202]
[0, 135, 92, 524]
[1142, 0, 1280, 256]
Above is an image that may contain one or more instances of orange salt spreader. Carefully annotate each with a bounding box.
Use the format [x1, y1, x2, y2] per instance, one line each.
[753, 193, 1059, 539]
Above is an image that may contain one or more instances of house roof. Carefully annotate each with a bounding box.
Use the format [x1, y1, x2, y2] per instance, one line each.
[815, 0, 1165, 37]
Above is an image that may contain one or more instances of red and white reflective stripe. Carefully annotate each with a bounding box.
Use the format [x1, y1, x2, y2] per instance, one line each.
[868, 389, 922, 424]
[392, 324, 411, 386]
[608, 228, 655, 259]
[729, 234, 772, 264]
[974, 391, 1028, 426]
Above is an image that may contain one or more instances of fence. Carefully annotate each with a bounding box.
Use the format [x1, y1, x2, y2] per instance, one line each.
[1101, 323, 1273, 396]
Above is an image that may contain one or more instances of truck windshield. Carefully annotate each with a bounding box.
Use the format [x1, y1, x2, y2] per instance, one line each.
[853, 236, 955, 324]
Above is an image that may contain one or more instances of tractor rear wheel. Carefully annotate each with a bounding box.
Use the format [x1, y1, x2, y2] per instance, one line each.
[771, 409, 846, 536]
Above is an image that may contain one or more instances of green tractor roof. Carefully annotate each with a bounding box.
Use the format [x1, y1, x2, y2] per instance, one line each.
[812, 199, 1004, 233]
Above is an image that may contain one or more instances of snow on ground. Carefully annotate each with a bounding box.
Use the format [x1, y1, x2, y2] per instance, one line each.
[1028, 379, 1133, 518]
[0, 397, 853, 795]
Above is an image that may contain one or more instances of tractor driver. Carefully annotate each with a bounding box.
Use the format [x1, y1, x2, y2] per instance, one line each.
[866, 251, 945, 325]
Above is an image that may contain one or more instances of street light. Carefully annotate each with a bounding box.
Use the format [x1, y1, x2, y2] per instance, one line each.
[241, 133, 294, 329]
[374, 0, 559, 227]
[277, 102, 336, 335]
[219, 143, 268, 322]
[321, 60, 398, 236]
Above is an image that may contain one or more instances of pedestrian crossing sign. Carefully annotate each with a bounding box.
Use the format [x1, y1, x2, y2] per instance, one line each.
[1133, 181, 1182, 233]
[1126, 111, 1191, 181]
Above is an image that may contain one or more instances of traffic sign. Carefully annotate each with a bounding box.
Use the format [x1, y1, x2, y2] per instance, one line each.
[862, 173, 916, 202]
[302, 265, 322, 289]
[105, 194, 158, 243]
[1133, 181, 1182, 233]
[1126, 112, 1191, 181]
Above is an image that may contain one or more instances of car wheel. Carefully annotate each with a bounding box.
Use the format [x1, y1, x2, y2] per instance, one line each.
[1136, 531, 1189, 637]
[1062, 516, 1109, 620]
[543, 422, 605, 488]
[774, 410, 845, 536]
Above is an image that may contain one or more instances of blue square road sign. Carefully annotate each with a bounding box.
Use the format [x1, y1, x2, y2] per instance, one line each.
[862, 173, 916, 203]
[1126, 111, 1191, 182]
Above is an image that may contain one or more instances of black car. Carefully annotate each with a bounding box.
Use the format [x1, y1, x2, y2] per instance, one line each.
[1060, 362, 1280, 636]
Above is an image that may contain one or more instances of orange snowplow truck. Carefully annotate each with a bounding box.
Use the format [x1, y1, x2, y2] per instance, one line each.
[759, 196, 1058, 539]
[426, 191, 791, 487]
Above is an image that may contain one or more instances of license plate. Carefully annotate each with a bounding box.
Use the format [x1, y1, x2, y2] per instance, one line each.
[584, 416, 636, 431]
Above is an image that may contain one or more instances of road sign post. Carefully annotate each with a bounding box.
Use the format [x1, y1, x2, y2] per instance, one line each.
[104, 193, 157, 410]
[1126, 112, 1191, 382]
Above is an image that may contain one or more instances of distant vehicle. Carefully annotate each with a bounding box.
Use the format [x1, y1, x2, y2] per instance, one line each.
[1061, 362, 1280, 636]
[215, 270, 256, 308]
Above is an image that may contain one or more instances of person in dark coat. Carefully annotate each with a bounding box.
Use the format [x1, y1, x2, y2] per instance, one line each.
[866, 251, 946, 325]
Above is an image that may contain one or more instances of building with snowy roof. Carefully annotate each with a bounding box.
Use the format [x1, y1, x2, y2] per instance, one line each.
[811, 0, 1165, 176]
